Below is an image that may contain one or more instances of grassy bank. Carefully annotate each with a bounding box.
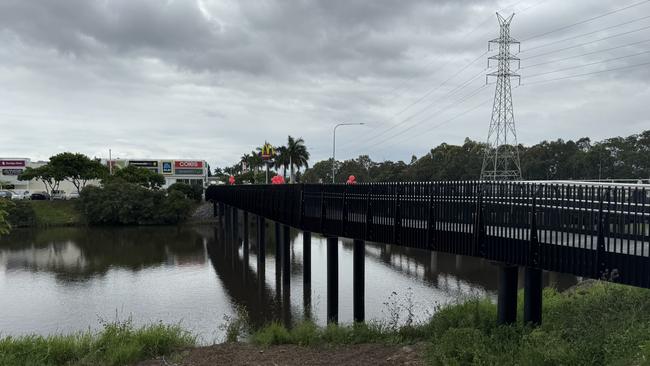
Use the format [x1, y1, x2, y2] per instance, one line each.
[249, 281, 650, 365]
[6, 200, 82, 227]
[0, 320, 195, 366]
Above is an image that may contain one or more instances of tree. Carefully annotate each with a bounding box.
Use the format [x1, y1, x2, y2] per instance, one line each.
[285, 135, 310, 183]
[18, 165, 64, 194]
[108, 165, 166, 189]
[274, 145, 289, 179]
[0, 198, 12, 236]
[49, 152, 108, 194]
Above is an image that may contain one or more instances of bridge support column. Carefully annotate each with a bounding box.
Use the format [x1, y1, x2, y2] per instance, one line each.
[232, 208, 239, 245]
[274, 222, 282, 298]
[353, 239, 365, 323]
[243, 212, 249, 283]
[282, 225, 292, 327]
[257, 216, 266, 286]
[212, 201, 218, 217]
[524, 267, 542, 325]
[327, 236, 339, 324]
[497, 264, 518, 325]
[303, 232, 312, 319]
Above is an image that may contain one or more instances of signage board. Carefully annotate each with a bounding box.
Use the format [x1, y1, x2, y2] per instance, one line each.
[174, 161, 203, 168]
[128, 160, 158, 168]
[174, 168, 203, 175]
[162, 161, 173, 174]
[1, 169, 23, 176]
[0, 160, 26, 167]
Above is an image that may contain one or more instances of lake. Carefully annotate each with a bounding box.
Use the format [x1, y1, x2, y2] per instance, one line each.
[0, 224, 579, 344]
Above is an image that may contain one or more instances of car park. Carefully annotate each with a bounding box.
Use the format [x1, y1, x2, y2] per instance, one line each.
[30, 192, 50, 200]
[10, 190, 30, 200]
[51, 190, 67, 200]
[0, 190, 13, 199]
[67, 192, 80, 200]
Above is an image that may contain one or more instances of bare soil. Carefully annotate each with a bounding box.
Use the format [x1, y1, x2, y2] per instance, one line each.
[139, 342, 426, 366]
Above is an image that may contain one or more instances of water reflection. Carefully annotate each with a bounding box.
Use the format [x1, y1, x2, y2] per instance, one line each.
[0, 223, 579, 341]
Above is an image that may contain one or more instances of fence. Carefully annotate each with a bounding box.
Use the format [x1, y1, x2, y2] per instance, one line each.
[206, 181, 650, 288]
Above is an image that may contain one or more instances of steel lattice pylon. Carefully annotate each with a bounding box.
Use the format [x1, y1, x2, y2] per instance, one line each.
[480, 13, 522, 181]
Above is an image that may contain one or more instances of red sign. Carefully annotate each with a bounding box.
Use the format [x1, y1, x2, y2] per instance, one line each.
[175, 161, 203, 168]
[0, 160, 25, 167]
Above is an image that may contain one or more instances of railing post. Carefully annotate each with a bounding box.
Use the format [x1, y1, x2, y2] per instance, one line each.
[474, 183, 486, 257]
[320, 186, 326, 234]
[327, 236, 339, 324]
[365, 186, 373, 241]
[596, 187, 609, 279]
[341, 185, 348, 236]
[524, 189, 542, 325]
[394, 184, 401, 245]
[427, 183, 435, 250]
[353, 239, 365, 322]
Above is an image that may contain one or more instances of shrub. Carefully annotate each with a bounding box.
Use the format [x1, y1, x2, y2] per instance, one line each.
[5, 200, 37, 227]
[79, 182, 193, 225]
[168, 182, 203, 202]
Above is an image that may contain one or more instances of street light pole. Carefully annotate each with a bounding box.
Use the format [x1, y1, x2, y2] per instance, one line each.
[332, 122, 364, 183]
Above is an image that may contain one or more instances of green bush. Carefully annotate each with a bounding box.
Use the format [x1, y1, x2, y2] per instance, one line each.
[79, 182, 193, 225]
[168, 182, 203, 202]
[5, 200, 37, 227]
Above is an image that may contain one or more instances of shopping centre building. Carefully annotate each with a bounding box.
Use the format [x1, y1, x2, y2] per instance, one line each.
[0, 157, 209, 194]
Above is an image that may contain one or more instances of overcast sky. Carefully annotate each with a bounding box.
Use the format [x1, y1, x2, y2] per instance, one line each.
[0, 0, 648, 169]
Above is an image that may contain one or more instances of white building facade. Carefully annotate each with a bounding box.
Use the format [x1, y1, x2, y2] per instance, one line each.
[0, 157, 209, 195]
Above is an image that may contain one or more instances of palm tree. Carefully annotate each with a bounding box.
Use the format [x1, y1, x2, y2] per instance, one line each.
[240, 153, 251, 172]
[274, 145, 289, 179]
[286, 136, 310, 183]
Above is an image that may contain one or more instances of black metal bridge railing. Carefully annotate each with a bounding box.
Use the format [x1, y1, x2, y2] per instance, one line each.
[206, 181, 650, 288]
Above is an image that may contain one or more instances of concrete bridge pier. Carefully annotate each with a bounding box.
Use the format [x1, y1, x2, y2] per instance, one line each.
[524, 267, 542, 325]
[232, 208, 239, 246]
[327, 236, 339, 324]
[274, 222, 282, 299]
[303, 232, 312, 319]
[497, 264, 518, 325]
[242, 211, 249, 283]
[353, 239, 365, 323]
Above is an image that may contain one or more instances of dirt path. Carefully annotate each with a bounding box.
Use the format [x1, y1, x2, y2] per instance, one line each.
[139, 343, 426, 366]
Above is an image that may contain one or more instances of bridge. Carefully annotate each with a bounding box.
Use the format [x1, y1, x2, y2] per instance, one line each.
[206, 180, 650, 325]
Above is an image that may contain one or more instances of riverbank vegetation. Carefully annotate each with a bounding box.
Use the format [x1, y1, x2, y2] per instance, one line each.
[216, 130, 649, 183]
[0, 319, 195, 366]
[7, 200, 82, 227]
[246, 281, 650, 365]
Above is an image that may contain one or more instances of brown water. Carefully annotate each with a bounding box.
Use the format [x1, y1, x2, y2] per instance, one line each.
[0, 224, 579, 344]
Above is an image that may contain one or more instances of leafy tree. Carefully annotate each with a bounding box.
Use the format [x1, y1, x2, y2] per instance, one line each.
[0, 199, 13, 235]
[108, 165, 165, 189]
[49, 152, 108, 194]
[168, 182, 203, 202]
[18, 165, 64, 194]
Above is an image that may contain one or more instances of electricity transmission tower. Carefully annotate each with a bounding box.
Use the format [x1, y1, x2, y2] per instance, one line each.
[480, 13, 522, 181]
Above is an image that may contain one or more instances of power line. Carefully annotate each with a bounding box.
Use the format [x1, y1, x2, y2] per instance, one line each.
[520, 14, 650, 53]
[522, 24, 650, 59]
[521, 38, 650, 68]
[524, 50, 650, 77]
[521, 0, 650, 42]
[521, 60, 650, 85]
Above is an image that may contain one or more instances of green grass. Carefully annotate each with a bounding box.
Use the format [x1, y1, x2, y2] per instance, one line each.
[0, 319, 195, 366]
[250, 281, 650, 365]
[28, 200, 82, 227]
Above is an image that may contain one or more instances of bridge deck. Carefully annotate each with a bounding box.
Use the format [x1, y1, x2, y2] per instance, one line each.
[207, 181, 650, 288]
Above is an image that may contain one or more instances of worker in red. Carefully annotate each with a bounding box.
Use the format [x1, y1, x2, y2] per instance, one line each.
[346, 175, 357, 184]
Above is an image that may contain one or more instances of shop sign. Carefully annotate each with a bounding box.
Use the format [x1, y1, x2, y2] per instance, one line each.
[162, 161, 173, 174]
[128, 160, 158, 168]
[0, 160, 26, 167]
[1, 169, 22, 176]
[174, 161, 203, 168]
[174, 168, 203, 175]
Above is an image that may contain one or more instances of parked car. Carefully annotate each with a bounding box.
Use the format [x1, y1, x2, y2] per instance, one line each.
[31, 192, 51, 200]
[67, 192, 80, 200]
[10, 190, 30, 200]
[51, 190, 67, 200]
[0, 190, 12, 199]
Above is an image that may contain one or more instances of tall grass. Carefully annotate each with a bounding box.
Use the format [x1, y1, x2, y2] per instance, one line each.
[0, 319, 195, 366]
[250, 281, 650, 365]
